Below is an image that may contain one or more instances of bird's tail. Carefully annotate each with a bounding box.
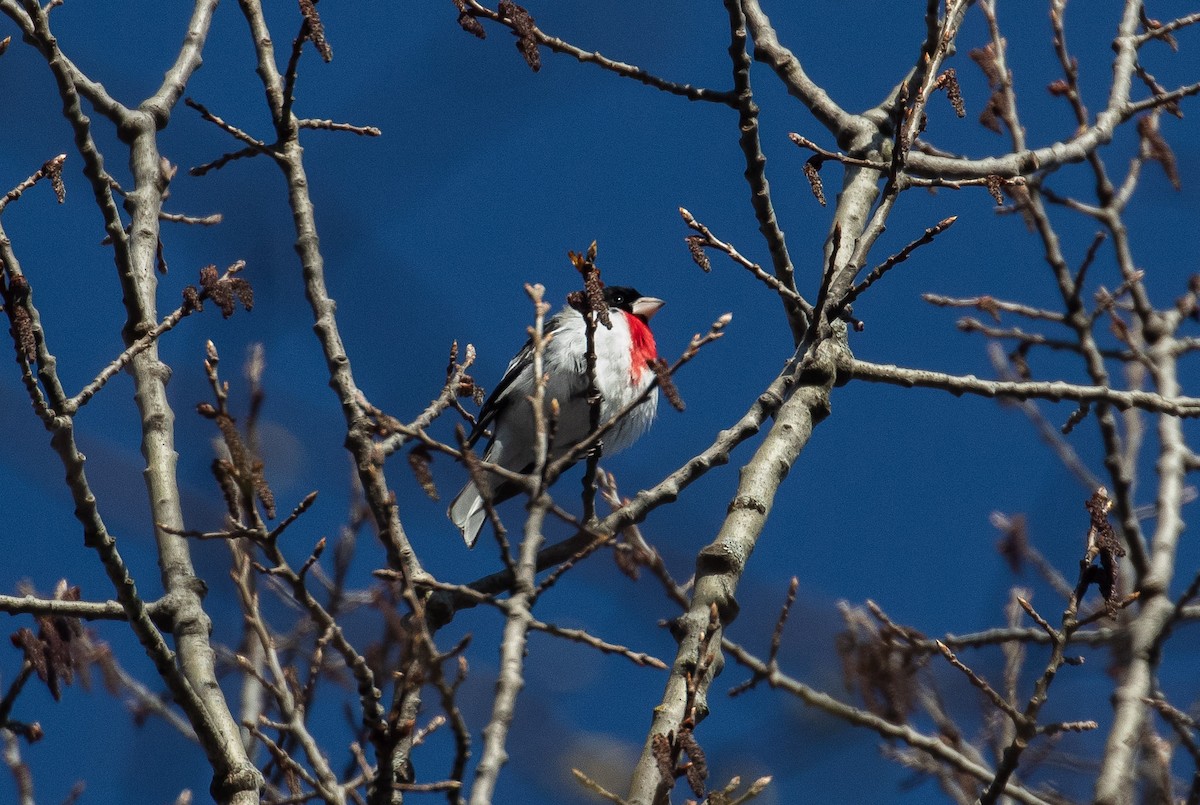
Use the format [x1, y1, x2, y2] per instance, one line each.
[448, 482, 488, 548]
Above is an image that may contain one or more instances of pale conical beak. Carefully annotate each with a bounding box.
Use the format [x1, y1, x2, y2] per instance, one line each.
[632, 296, 664, 321]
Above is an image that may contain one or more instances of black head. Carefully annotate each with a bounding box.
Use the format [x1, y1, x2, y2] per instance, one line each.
[602, 285, 664, 323]
[602, 285, 644, 313]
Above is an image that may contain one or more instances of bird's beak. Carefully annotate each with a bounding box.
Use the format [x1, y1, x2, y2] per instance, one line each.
[632, 296, 665, 321]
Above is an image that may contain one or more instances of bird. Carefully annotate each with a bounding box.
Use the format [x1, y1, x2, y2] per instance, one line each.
[448, 285, 664, 547]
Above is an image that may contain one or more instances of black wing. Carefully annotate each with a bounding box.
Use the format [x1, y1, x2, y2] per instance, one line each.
[467, 306, 590, 446]
[467, 337, 534, 446]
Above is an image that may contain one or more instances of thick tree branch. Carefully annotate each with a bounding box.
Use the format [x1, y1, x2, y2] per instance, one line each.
[1095, 334, 1191, 804]
[627, 335, 845, 804]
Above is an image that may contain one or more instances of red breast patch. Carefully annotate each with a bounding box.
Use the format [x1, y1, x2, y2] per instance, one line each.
[624, 311, 657, 382]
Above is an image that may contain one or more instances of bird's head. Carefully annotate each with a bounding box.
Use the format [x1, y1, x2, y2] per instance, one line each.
[604, 286, 664, 324]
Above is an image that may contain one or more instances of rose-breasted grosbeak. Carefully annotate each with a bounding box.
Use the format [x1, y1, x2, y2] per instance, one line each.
[448, 286, 664, 546]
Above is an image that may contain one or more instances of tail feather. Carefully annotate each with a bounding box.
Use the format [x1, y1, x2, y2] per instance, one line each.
[448, 483, 488, 548]
[448, 432, 526, 548]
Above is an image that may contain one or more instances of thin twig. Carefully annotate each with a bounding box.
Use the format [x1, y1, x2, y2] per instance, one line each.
[462, 0, 735, 105]
[836, 216, 957, 316]
[186, 97, 270, 152]
[679, 207, 804, 303]
[922, 293, 1066, 323]
[848, 358, 1200, 417]
[0, 153, 66, 214]
[297, 118, 381, 136]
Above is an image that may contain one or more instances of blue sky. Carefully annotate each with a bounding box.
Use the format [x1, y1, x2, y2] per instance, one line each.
[1, 2, 1199, 803]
